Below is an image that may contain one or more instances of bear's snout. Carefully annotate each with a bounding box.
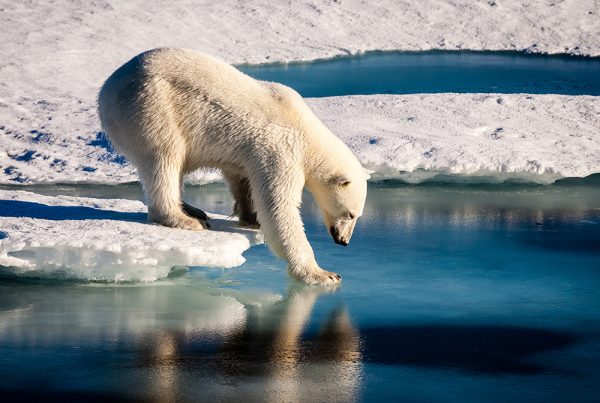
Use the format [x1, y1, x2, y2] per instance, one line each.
[330, 226, 349, 246]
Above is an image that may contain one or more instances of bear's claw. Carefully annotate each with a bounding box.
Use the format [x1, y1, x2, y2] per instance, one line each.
[292, 265, 342, 286]
[182, 202, 208, 221]
[181, 202, 211, 229]
[238, 219, 260, 229]
[153, 212, 208, 231]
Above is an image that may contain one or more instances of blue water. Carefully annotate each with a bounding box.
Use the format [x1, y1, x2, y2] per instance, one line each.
[1, 181, 599, 401]
[239, 51, 600, 96]
[2, 51, 600, 400]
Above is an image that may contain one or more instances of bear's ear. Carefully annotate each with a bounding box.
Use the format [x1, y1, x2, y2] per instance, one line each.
[330, 174, 351, 187]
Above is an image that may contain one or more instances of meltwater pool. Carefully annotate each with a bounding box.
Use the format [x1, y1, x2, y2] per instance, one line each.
[239, 51, 600, 96]
[1, 180, 599, 401]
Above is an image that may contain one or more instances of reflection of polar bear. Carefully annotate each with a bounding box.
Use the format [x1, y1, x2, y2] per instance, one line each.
[98, 48, 367, 285]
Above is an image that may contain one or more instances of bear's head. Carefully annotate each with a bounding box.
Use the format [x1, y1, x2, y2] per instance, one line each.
[310, 164, 368, 247]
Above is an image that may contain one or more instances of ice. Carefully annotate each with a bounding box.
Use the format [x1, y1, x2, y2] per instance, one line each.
[0, 190, 263, 282]
[309, 94, 600, 183]
[2, 93, 598, 186]
[1, 1, 599, 186]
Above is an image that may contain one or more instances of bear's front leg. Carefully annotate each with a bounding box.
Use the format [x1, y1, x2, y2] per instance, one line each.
[248, 167, 341, 286]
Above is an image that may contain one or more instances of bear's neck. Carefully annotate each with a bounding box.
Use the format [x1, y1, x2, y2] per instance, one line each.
[302, 121, 351, 191]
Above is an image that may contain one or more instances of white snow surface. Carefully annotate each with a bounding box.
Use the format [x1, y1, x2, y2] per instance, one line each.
[1, 0, 599, 184]
[0, 190, 262, 281]
[309, 94, 600, 183]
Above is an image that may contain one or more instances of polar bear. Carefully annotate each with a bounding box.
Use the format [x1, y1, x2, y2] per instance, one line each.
[98, 48, 367, 285]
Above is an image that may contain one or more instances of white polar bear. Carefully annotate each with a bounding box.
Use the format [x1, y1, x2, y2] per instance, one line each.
[98, 48, 367, 285]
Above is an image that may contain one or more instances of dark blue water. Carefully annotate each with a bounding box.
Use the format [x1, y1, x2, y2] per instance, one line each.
[239, 51, 600, 96]
[1, 181, 599, 401]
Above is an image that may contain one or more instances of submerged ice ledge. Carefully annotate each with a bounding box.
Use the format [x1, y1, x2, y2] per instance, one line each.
[366, 169, 566, 185]
[0, 190, 262, 282]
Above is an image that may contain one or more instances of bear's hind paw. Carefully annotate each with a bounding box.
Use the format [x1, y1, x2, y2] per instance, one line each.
[153, 213, 209, 231]
[182, 202, 208, 221]
[238, 219, 260, 229]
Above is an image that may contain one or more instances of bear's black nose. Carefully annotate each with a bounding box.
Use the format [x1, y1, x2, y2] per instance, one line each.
[330, 226, 348, 246]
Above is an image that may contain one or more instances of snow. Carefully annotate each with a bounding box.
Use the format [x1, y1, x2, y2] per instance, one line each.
[0, 0, 599, 185]
[309, 94, 600, 183]
[0, 190, 262, 282]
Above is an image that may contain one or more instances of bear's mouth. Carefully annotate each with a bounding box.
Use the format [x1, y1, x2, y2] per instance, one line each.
[330, 226, 348, 246]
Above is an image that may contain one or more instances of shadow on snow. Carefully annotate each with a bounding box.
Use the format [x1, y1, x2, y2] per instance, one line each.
[0, 199, 146, 222]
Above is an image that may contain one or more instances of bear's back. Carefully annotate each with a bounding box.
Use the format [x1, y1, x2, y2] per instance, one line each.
[98, 48, 314, 161]
[147, 49, 298, 121]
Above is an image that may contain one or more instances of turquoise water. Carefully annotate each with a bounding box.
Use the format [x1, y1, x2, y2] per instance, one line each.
[1, 181, 599, 401]
[239, 51, 600, 96]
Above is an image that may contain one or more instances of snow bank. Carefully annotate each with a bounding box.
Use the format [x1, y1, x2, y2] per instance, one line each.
[2, 94, 598, 185]
[0, 190, 262, 282]
[3, 1, 599, 102]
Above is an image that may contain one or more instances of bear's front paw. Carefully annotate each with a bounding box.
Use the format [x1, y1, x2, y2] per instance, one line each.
[291, 264, 341, 286]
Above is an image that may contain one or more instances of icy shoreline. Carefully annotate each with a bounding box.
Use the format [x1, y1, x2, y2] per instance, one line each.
[0, 190, 262, 281]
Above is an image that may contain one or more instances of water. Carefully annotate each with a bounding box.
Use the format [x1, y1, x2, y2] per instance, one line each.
[239, 51, 600, 96]
[3, 51, 600, 400]
[1, 181, 599, 401]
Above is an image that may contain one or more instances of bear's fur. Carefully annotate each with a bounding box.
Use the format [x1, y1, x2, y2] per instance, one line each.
[98, 48, 367, 285]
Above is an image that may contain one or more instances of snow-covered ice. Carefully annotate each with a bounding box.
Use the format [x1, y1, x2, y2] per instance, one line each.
[0, 190, 262, 281]
[310, 94, 600, 183]
[3, 0, 598, 104]
[1, 94, 598, 185]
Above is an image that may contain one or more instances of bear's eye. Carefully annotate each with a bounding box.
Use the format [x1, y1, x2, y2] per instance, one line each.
[349, 213, 355, 219]
[331, 175, 351, 186]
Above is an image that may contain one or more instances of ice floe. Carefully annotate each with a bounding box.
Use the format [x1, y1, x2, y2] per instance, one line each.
[0, 190, 262, 282]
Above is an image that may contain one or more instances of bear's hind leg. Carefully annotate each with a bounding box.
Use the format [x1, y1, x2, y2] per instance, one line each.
[223, 172, 259, 228]
[141, 156, 207, 231]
